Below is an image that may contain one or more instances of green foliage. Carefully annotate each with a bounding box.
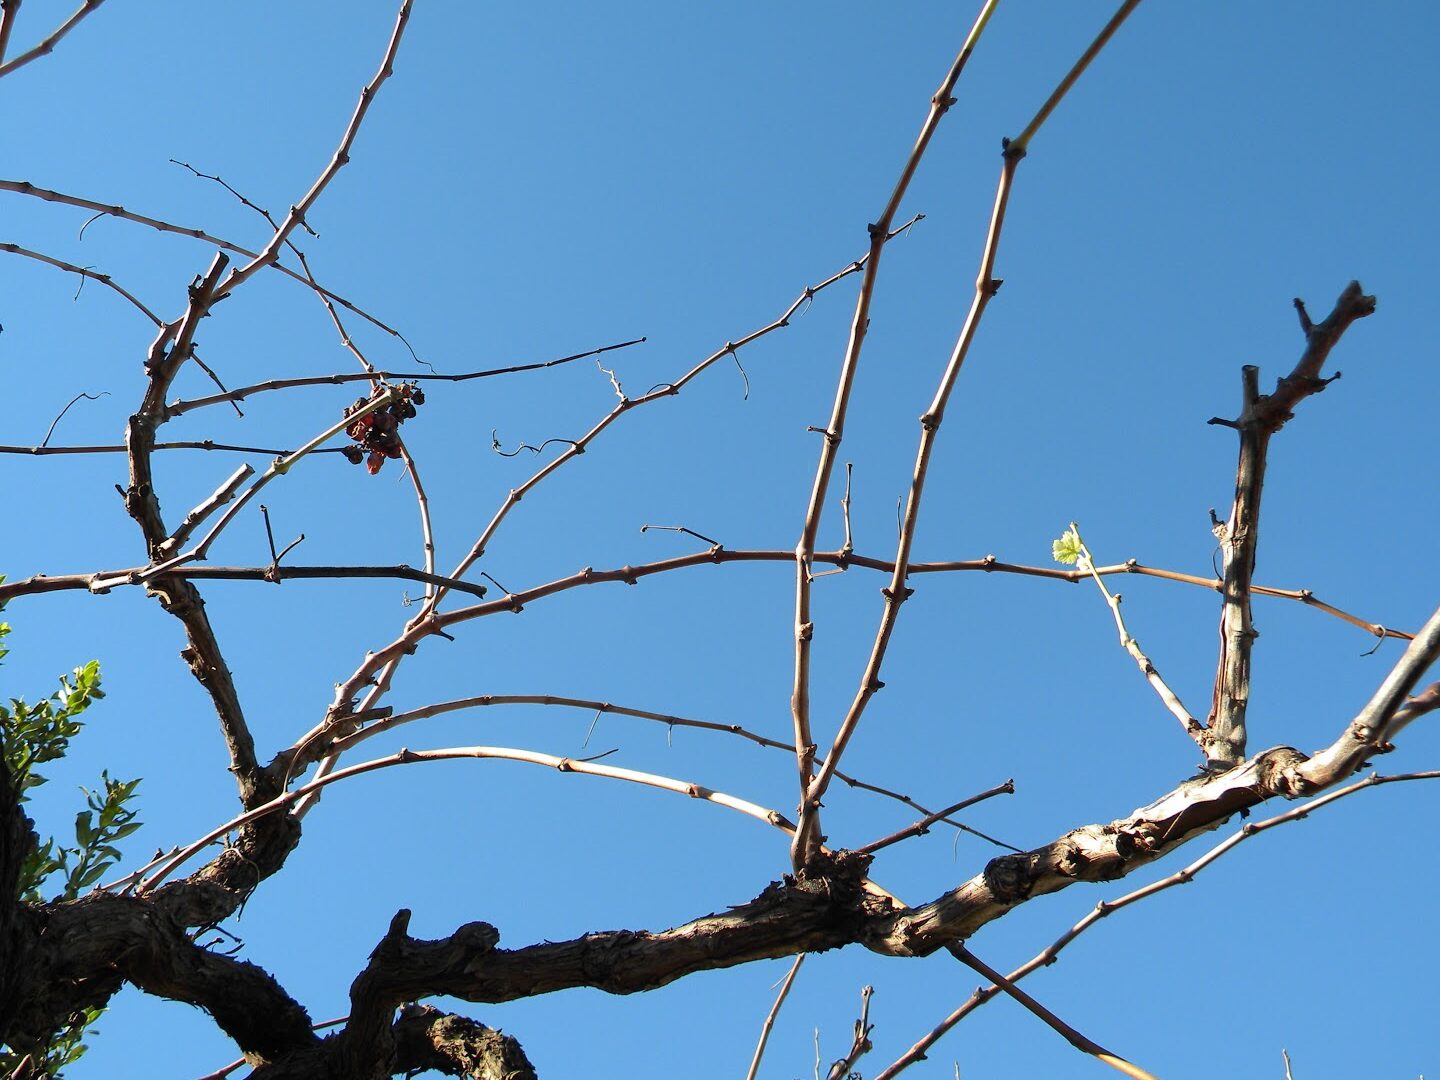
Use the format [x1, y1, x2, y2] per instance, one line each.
[0, 601, 140, 1076]
[1051, 525, 1084, 566]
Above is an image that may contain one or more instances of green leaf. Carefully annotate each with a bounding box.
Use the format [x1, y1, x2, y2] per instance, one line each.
[1051, 527, 1084, 566]
[74, 810, 95, 847]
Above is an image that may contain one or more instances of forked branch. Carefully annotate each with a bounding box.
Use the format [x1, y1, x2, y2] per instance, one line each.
[1205, 281, 1377, 766]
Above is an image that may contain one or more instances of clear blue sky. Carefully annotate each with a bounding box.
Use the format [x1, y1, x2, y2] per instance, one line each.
[4, 2, 1439, 1077]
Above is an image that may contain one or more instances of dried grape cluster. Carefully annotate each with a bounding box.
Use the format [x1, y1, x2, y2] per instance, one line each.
[340, 382, 425, 474]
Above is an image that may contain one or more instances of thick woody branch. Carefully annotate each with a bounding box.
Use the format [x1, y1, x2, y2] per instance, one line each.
[120, 256, 276, 818]
[885, 768, 1440, 1068]
[390, 1005, 535, 1080]
[1205, 281, 1376, 766]
[1298, 599, 1440, 788]
[3, 893, 316, 1065]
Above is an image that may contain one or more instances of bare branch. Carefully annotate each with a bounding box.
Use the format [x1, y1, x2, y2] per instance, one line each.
[791, 0, 1001, 868]
[0, 242, 161, 323]
[161, 465, 255, 557]
[1300, 598, 1440, 788]
[0, 178, 416, 345]
[1206, 282, 1377, 766]
[39, 390, 107, 447]
[823, 984, 874, 1080]
[946, 944, 1157, 1080]
[217, 0, 414, 299]
[856, 781, 1015, 856]
[746, 956, 806, 1080]
[799, 0, 1145, 862]
[905, 769, 1440, 1056]
[1071, 526, 1205, 749]
[420, 223, 920, 619]
[0, 0, 21, 66]
[0, 0, 107, 80]
[138, 745, 797, 893]
[164, 337, 645, 416]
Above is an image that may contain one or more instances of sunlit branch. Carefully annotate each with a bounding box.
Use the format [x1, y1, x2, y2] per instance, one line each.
[855, 781, 1015, 856]
[0, 441, 349, 457]
[0, 241, 161, 323]
[136, 745, 796, 894]
[106, 388, 405, 590]
[1300, 598, 1440, 788]
[1, 549, 1401, 650]
[420, 215, 923, 619]
[0, 0, 20, 66]
[397, 442, 437, 601]
[745, 955, 806, 1080]
[216, 0, 414, 299]
[823, 984, 875, 1080]
[0, 0, 107, 80]
[314, 547, 1416, 751]
[791, 0, 1000, 870]
[0, 178, 415, 345]
[160, 465, 255, 558]
[800, 0, 1145, 861]
[901, 770, 1440, 1058]
[1072, 526, 1205, 749]
[1206, 281, 1377, 767]
[164, 338, 647, 417]
[942, 944, 1156, 1080]
[296, 693, 1011, 849]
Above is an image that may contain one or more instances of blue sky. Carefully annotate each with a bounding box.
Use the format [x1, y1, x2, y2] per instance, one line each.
[3, 2, 1439, 1077]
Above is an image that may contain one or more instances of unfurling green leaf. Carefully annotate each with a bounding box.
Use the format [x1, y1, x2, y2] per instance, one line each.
[1052, 526, 1084, 566]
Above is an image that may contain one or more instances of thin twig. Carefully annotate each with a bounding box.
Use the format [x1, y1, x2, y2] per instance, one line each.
[281, 692, 1011, 847]
[856, 781, 1016, 855]
[824, 985, 875, 1080]
[945, 944, 1156, 1080]
[0, 0, 107, 80]
[414, 216, 921, 622]
[640, 524, 721, 548]
[0, 242, 160, 323]
[313, 544, 1415, 748]
[1071, 525, 1205, 748]
[216, 0, 414, 299]
[0, 179, 417, 346]
[136, 744, 797, 894]
[745, 956, 806, 1080]
[798, 0, 1144, 864]
[397, 441, 437, 601]
[39, 391, 108, 447]
[790, 0, 1001, 869]
[161, 465, 255, 557]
